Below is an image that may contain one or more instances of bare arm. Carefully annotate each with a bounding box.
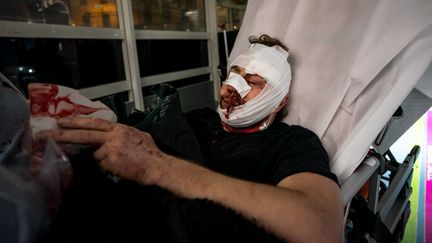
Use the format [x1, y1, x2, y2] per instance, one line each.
[37, 117, 344, 243]
[154, 155, 344, 243]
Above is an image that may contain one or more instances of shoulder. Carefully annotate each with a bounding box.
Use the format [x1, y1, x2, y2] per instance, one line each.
[267, 122, 321, 143]
[270, 122, 314, 133]
[268, 122, 339, 185]
[267, 122, 326, 158]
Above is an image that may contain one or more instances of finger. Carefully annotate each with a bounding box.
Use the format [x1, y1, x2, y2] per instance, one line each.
[58, 116, 115, 131]
[99, 158, 114, 174]
[93, 146, 108, 161]
[36, 129, 107, 145]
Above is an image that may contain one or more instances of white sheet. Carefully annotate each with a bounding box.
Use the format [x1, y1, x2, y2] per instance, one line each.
[230, 0, 432, 182]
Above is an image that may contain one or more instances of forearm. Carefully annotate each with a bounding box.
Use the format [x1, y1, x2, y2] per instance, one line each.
[146, 154, 343, 243]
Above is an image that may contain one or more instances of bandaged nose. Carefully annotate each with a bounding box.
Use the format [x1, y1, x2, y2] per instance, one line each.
[223, 72, 251, 98]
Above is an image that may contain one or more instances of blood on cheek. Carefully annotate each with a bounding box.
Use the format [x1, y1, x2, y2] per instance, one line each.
[224, 87, 245, 119]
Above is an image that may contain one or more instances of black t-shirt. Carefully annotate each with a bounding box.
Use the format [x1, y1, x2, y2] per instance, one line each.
[45, 107, 337, 243]
[186, 108, 338, 185]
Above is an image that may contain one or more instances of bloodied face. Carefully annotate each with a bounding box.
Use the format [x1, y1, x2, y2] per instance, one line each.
[219, 66, 267, 115]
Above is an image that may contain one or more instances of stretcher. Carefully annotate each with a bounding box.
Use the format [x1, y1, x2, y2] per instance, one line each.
[229, 0, 432, 242]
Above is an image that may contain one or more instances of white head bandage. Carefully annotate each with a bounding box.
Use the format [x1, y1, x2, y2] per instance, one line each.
[218, 43, 292, 128]
[223, 72, 252, 98]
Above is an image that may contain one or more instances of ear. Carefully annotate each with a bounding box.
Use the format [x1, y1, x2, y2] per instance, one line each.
[275, 95, 289, 113]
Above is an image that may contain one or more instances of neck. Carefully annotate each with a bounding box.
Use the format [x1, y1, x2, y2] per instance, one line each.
[221, 114, 276, 134]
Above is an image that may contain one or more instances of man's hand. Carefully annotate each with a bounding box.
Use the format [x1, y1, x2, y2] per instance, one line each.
[36, 116, 164, 185]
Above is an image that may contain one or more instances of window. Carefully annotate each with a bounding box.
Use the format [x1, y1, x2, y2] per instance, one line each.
[132, 0, 206, 32]
[0, 0, 119, 27]
[216, 0, 246, 32]
[70, 0, 118, 27]
[102, 13, 110, 26]
[216, 0, 247, 66]
[136, 39, 208, 77]
[0, 38, 125, 93]
[141, 74, 210, 96]
[0, 1, 221, 111]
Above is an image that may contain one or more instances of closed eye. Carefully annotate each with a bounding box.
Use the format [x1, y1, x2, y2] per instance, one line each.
[247, 81, 258, 85]
[245, 74, 266, 88]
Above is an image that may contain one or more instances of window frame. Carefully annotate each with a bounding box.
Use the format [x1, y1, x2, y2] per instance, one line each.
[0, 0, 220, 110]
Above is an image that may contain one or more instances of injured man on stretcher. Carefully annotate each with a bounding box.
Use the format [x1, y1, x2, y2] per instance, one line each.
[37, 34, 344, 243]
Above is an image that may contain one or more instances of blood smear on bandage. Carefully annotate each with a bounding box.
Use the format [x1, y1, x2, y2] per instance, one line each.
[29, 83, 104, 118]
[28, 83, 118, 163]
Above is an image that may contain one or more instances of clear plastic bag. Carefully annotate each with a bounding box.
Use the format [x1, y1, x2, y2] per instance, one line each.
[1, 77, 73, 242]
[1, 81, 119, 242]
[36, 139, 73, 215]
[0, 139, 71, 243]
